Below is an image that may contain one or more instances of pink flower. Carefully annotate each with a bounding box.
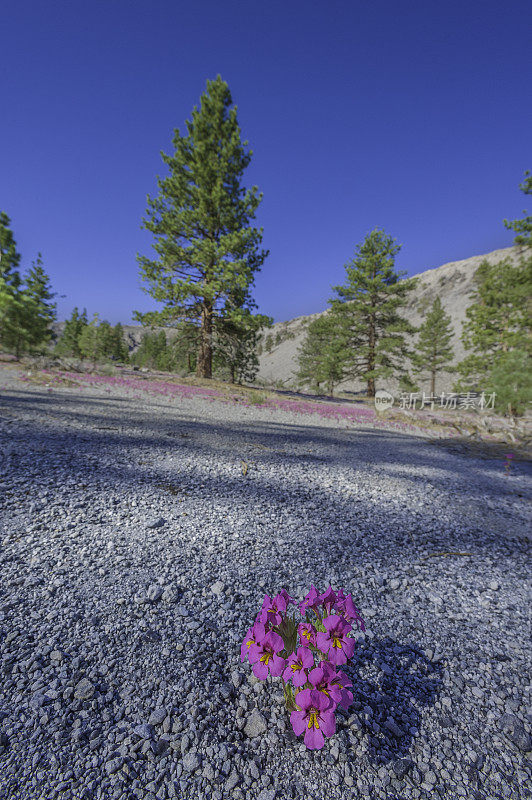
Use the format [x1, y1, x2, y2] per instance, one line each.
[240, 621, 266, 663]
[316, 615, 355, 665]
[318, 586, 337, 616]
[248, 631, 287, 680]
[259, 593, 288, 627]
[298, 622, 317, 647]
[307, 663, 353, 710]
[335, 594, 365, 630]
[299, 585, 321, 617]
[290, 689, 336, 749]
[282, 646, 314, 687]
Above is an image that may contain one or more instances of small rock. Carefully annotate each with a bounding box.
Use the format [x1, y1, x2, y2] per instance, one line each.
[210, 580, 225, 596]
[148, 708, 167, 726]
[244, 709, 267, 738]
[147, 585, 163, 603]
[489, 580, 500, 591]
[225, 770, 240, 791]
[74, 678, 95, 700]
[182, 751, 201, 772]
[133, 723, 154, 739]
[231, 670, 243, 689]
[105, 758, 122, 775]
[202, 763, 215, 782]
[50, 650, 64, 662]
[29, 693, 46, 711]
[257, 790, 277, 800]
[389, 579, 401, 590]
[384, 717, 405, 738]
[393, 758, 414, 779]
[428, 593, 443, 606]
[146, 518, 165, 529]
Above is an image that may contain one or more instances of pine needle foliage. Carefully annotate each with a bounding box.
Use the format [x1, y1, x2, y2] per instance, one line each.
[330, 229, 417, 397]
[296, 313, 348, 395]
[135, 76, 268, 379]
[412, 296, 454, 395]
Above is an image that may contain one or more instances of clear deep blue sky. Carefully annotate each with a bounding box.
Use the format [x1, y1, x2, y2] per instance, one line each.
[2, 0, 531, 324]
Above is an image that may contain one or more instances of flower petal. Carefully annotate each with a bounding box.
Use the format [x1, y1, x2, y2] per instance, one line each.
[252, 660, 268, 680]
[290, 710, 307, 737]
[304, 725, 325, 750]
[319, 709, 336, 738]
[294, 688, 313, 711]
[269, 655, 287, 677]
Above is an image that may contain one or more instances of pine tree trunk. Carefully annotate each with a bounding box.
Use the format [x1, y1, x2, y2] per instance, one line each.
[367, 310, 376, 397]
[431, 370, 436, 396]
[197, 302, 213, 379]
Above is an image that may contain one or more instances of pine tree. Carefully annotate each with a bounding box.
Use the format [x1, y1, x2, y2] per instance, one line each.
[457, 172, 532, 413]
[504, 170, 531, 247]
[109, 323, 129, 362]
[78, 314, 100, 364]
[0, 212, 21, 284]
[330, 229, 417, 397]
[215, 311, 271, 384]
[0, 273, 27, 357]
[296, 313, 348, 395]
[96, 321, 114, 360]
[456, 257, 530, 386]
[55, 308, 88, 357]
[412, 296, 454, 395]
[486, 350, 531, 417]
[0, 212, 23, 353]
[135, 76, 267, 379]
[23, 254, 57, 350]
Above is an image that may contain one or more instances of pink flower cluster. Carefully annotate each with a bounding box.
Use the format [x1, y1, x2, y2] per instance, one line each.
[241, 585, 365, 749]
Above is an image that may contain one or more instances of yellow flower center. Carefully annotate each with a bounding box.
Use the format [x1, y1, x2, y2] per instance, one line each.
[246, 639, 254, 649]
[260, 652, 271, 665]
[307, 711, 320, 730]
[290, 663, 301, 672]
[332, 636, 343, 649]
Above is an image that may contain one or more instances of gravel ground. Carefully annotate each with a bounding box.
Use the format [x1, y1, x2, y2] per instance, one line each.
[1, 366, 531, 800]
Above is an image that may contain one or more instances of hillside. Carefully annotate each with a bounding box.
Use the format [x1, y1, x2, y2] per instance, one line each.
[256, 246, 522, 394]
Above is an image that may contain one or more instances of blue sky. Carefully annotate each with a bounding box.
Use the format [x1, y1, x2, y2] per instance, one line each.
[2, 0, 531, 324]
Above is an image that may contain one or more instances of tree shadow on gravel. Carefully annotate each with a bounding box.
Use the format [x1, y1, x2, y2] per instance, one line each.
[343, 636, 444, 768]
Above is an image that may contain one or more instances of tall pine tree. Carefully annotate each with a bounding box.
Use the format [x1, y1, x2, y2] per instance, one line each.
[457, 171, 531, 412]
[330, 229, 417, 397]
[412, 296, 454, 395]
[136, 76, 267, 379]
[296, 313, 348, 395]
[0, 212, 23, 353]
[23, 254, 57, 350]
